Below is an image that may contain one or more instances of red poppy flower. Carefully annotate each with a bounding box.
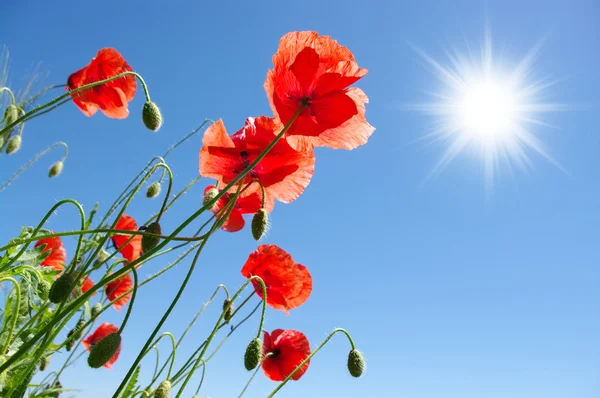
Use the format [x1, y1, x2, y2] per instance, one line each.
[203, 185, 271, 232]
[34, 236, 67, 271]
[81, 276, 95, 295]
[105, 273, 133, 311]
[240, 244, 312, 314]
[265, 31, 375, 151]
[199, 117, 315, 206]
[262, 329, 311, 381]
[111, 215, 142, 262]
[82, 323, 121, 369]
[67, 48, 136, 119]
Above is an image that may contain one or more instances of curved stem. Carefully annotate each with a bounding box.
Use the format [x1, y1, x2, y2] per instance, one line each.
[0, 86, 16, 104]
[154, 164, 173, 223]
[118, 267, 138, 334]
[0, 142, 68, 192]
[266, 328, 357, 398]
[0, 277, 21, 355]
[193, 362, 207, 396]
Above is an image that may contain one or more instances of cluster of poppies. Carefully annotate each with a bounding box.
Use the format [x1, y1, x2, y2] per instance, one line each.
[48, 30, 372, 382]
[34, 214, 141, 368]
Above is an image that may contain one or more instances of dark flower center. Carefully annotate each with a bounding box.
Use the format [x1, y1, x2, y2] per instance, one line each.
[233, 150, 258, 178]
[270, 348, 281, 358]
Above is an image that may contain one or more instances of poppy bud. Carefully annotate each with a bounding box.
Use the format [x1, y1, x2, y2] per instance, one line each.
[141, 222, 162, 253]
[88, 332, 121, 368]
[66, 319, 86, 351]
[4, 104, 19, 125]
[39, 356, 50, 371]
[48, 161, 64, 178]
[244, 338, 262, 370]
[5, 135, 21, 155]
[251, 208, 268, 241]
[18, 293, 29, 316]
[155, 380, 171, 398]
[93, 249, 109, 269]
[203, 187, 219, 210]
[37, 280, 51, 301]
[142, 101, 163, 131]
[347, 349, 366, 378]
[91, 303, 102, 319]
[141, 388, 154, 397]
[49, 273, 75, 303]
[222, 298, 233, 324]
[146, 181, 161, 198]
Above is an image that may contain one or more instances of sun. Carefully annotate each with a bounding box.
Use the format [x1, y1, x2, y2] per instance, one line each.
[410, 28, 567, 192]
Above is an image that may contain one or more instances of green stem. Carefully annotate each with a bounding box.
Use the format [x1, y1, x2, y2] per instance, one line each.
[0, 277, 20, 355]
[0, 87, 16, 104]
[117, 267, 138, 334]
[266, 328, 357, 398]
[0, 142, 68, 192]
[238, 354, 272, 398]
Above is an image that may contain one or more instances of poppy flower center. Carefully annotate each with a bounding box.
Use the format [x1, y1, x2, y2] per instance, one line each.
[270, 348, 281, 358]
[233, 150, 258, 178]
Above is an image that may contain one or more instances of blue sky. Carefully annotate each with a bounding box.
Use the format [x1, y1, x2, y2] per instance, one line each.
[1, 1, 599, 397]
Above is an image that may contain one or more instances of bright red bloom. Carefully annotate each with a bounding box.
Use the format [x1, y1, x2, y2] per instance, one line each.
[240, 244, 312, 314]
[67, 48, 136, 119]
[262, 329, 311, 381]
[203, 185, 270, 232]
[199, 117, 315, 206]
[265, 31, 375, 151]
[81, 277, 95, 295]
[34, 236, 66, 271]
[111, 215, 142, 262]
[105, 273, 133, 311]
[82, 323, 121, 369]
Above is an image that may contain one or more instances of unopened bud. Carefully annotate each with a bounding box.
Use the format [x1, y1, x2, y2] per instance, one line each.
[203, 187, 219, 210]
[91, 303, 102, 319]
[37, 280, 51, 301]
[39, 356, 50, 371]
[141, 222, 162, 253]
[155, 380, 171, 398]
[244, 338, 262, 370]
[6, 135, 21, 155]
[48, 161, 64, 178]
[251, 208, 268, 241]
[142, 101, 163, 131]
[66, 319, 86, 351]
[222, 298, 233, 324]
[4, 104, 19, 125]
[18, 293, 29, 316]
[49, 273, 75, 303]
[146, 181, 161, 198]
[88, 332, 121, 368]
[347, 349, 365, 378]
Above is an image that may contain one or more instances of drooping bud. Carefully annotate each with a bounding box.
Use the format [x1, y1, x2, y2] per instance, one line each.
[49, 273, 75, 303]
[39, 356, 50, 371]
[142, 101, 163, 131]
[146, 181, 161, 198]
[244, 338, 262, 370]
[66, 319, 87, 351]
[93, 249, 109, 269]
[251, 208, 268, 241]
[4, 104, 19, 125]
[222, 298, 233, 324]
[88, 332, 121, 368]
[48, 161, 64, 178]
[347, 349, 366, 378]
[203, 187, 219, 210]
[6, 135, 21, 155]
[141, 222, 162, 253]
[91, 303, 102, 319]
[37, 280, 51, 301]
[154, 380, 171, 398]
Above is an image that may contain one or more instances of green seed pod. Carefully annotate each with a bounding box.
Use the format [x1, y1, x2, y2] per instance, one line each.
[91, 303, 103, 319]
[141, 222, 162, 253]
[6, 135, 21, 155]
[142, 101, 163, 131]
[251, 208, 268, 241]
[154, 380, 171, 398]
[222, 298, 234, 324]
[49, 273, 75, 304]
[203, 187, 219, 210]
[244, 338, 262, 371]
[65, 319, 86, 351]
[146, 181, 161, 198]
[347, 349, 366, 378]
[88, 332, 121, 368]
[37, 279, 51, 301]
[48, 161, 64, 178]
[39, 356, 50, 371]
[4, 104, 19, 125]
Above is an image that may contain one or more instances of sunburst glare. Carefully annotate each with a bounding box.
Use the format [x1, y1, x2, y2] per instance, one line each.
[411, 28, 567, 192]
